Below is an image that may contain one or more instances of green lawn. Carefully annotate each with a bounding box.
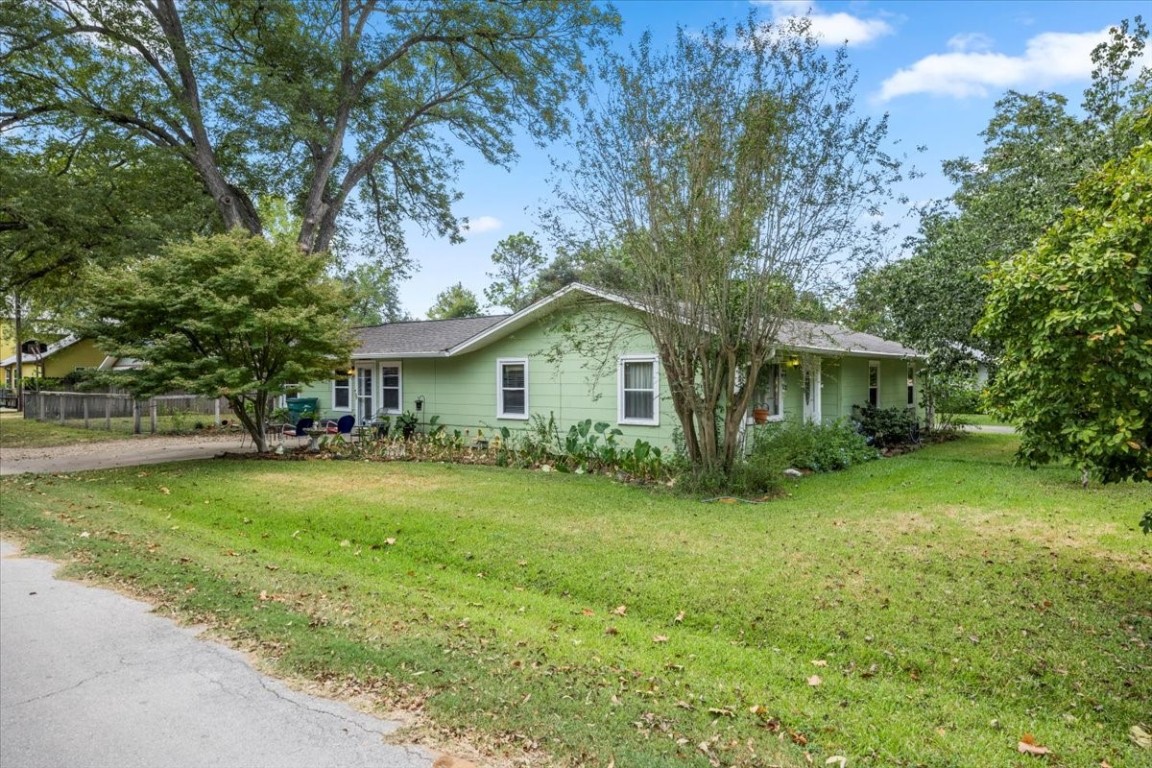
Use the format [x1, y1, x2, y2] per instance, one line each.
[1, 435, 1148, 767]
[0, 413, 236, 448]
[943, 413, 1009, 427]
[0, 413, 136, 448]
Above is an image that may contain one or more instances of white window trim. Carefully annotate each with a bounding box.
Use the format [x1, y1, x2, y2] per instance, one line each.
[618, 354, 660, 426]
[868, 360, 880, 407]
[378, 360, 403, 415]
[331, 373, 352, 412]
[497, 358, 529, 420]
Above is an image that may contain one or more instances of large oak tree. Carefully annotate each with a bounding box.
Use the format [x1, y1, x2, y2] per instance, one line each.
[2, 0, 617, 257]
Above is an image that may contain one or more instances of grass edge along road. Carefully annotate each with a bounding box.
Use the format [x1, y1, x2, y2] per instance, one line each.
[1, 434, 1148, 768]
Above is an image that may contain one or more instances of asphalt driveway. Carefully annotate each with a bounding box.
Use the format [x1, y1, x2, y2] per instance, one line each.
[0, 540, 435, 768]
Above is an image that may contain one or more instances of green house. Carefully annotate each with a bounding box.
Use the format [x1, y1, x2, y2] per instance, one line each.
[298, 284, 924, 451]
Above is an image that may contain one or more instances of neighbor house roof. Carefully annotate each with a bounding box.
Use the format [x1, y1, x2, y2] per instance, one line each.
[353, 284, 923, 361]
[0, 334, 80, 368]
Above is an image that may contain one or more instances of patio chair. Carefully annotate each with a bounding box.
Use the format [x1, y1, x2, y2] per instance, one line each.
[283, 417, 314, 441]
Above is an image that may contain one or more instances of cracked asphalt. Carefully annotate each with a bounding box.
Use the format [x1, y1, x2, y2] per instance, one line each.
[0, 540, 435, 768]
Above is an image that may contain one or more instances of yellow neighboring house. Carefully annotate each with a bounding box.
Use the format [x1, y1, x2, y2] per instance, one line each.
[0, 335, 111, 388]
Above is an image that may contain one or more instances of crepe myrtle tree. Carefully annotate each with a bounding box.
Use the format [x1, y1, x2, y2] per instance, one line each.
[551, 13, 904, 476]
[80, 231, 355, 452]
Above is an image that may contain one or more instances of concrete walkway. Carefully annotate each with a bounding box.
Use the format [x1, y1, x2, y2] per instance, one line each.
[0, 540, 435, 768]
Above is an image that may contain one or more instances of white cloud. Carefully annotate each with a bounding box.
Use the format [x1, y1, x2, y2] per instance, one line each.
[878, 26, 1133, 101]
[946, 32, 994, 54]
[755, 1, 894, 47]
[464, 215, 503, 234]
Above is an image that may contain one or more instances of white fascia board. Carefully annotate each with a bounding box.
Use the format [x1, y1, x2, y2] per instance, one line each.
[783, 344, 924, 361]
[352, 351, 449, 360]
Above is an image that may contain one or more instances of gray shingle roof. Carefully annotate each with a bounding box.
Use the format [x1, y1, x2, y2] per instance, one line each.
[778, 320, 920, 358]
[352, 284, 921, 360]
[354, 315, 509, 356]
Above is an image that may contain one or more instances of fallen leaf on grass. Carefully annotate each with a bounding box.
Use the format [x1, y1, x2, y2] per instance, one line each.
[159, 486, 170, 495]
[339, 539, 351, 548]
[613, 604, 628, 616]
[674, 610, 685, 623]
[1017, 733, 1050, 756]
[811, 659, 828, 667]
[385, 537, 397, 546]
[826, 757, 847, 768]
[604, 626, 619, 636]
[1131, 725, 1151, 749]
[581, 608, 596, 617]
[653, 634, 669, 644]
[807, 675, 822, 686]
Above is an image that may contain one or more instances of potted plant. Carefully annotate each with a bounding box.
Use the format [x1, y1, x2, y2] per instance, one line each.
[752, 403, 771, 424]
[374, 412, 392, 438]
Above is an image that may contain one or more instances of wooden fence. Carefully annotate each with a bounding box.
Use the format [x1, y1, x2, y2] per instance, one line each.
[22, 391, 229, 434]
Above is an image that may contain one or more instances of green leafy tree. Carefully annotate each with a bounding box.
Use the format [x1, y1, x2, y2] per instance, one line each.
[978, 130, 1151, 485]
[2, 0, 617, 258]
[79, 231, 355, 452]
[342, 263, 408, 326]
[1, 134, 217, 406]
[864, 19, 1149, 360]
[427, 282, 482, 320]
[529, 241, 637, 300]
[485, 232, 546, 311]
[553, 14, 902, 476]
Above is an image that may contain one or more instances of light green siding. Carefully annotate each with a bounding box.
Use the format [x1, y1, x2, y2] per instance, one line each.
[299, 303, 924, 443]
[302, 306, 682, 452]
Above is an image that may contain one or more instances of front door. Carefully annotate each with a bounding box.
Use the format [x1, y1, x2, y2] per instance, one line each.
[802, 359, 822, 423]
[356, 365, 374, 423]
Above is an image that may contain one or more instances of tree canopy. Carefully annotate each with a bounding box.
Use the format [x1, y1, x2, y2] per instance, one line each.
[79, 231, 355, 452]
[485, 232, 545, 312]
[978, 126, 1151, 485]
[2, 0, 617, 259]
[858, 18, 1149, 361]
[553, 14, 901, 475]
[427, 282, 483, 320]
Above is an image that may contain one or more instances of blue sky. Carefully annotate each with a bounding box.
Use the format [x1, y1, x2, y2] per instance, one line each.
[397, 0, 1149, 318]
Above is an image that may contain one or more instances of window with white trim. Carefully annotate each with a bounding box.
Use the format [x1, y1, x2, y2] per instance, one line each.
[497, 358, 528, 419]
[332, 371, 351, 410]
[619, 355, 659, 425]
[380, 363, 401, 412]
[868, 361, 880, 407]
[906, 363, 915, 407]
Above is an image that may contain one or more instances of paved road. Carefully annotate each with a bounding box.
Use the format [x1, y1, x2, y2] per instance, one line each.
[0, 540, 435, 768]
